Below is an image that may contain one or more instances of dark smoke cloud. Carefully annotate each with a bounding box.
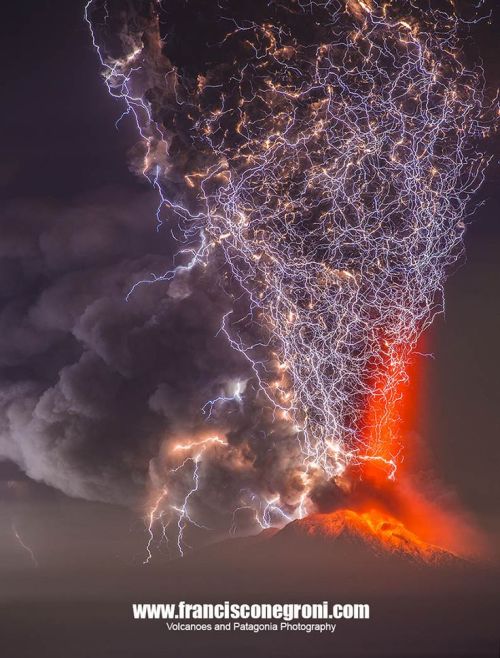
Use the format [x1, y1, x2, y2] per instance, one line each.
[0, 186, 307, 528]
[0, 189, 281, 507]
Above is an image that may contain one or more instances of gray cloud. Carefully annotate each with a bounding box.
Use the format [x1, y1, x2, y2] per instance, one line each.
[0, 188, 267, 507]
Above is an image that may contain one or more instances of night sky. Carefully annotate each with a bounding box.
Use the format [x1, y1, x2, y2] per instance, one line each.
[0, 2, 499, 657]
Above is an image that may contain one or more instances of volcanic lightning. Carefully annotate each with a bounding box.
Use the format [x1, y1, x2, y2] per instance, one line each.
[86, 0, 496, 559]
[11, 522, 38, 568]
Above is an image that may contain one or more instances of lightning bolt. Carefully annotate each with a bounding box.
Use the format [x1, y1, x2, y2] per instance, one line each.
[11, 522, 38, 568]
[143, 487, 169, 564]
[144, 436, 228, 560]
[202, 379, 246, 419]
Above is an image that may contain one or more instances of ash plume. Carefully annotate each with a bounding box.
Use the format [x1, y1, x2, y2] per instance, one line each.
[83, 0, 495, 554]
[0, 192, 256, 503]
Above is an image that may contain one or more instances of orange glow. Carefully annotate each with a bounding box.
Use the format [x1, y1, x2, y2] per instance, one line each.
[295, 508, 456, 565]
[332, 336, 484, 559]
[357, 341, 420, 483]
[172, 435, 227, 454]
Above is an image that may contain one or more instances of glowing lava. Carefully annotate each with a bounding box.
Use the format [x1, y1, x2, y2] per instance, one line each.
[280, 508, 458, 565]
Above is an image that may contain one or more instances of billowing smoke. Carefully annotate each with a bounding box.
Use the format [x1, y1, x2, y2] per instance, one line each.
[0, 190, 303, 532]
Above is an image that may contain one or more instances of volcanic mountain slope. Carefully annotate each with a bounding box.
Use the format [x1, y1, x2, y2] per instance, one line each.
[269, 509, 459, 566]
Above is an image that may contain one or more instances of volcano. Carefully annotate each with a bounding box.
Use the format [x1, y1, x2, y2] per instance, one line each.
[268, 509, 459, 566]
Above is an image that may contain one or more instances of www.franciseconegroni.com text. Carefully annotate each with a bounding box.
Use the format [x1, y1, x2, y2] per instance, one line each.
[132, 601, 370, 633]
